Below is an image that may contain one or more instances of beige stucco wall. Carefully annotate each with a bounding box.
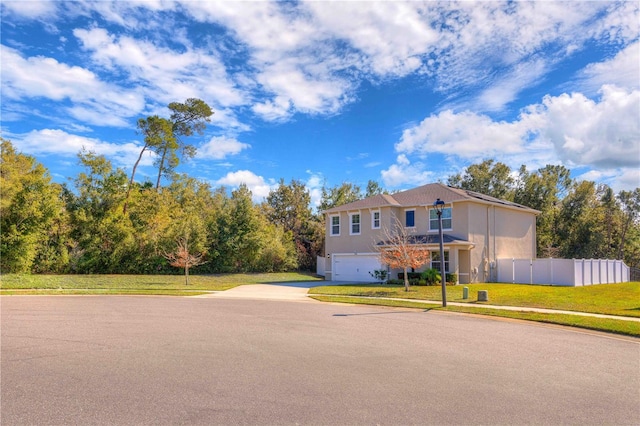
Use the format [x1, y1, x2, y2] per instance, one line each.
[465, 202, 536, 282]
[325, 209, 386, 256]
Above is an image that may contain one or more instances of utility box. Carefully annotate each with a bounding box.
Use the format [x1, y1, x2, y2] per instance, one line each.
[478, 290, 488, 302]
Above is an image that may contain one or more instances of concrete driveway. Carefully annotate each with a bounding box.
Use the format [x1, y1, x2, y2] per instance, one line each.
[198, 281, 329, 302]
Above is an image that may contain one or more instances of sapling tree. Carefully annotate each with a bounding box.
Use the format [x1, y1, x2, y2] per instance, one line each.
[163, 236, 206, 285]
[376, 217, 430, 291]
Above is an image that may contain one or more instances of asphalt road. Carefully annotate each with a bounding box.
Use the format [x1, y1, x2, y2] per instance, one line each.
[2, 295, 639, 425]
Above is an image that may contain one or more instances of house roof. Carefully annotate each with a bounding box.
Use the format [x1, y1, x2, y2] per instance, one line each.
[376, 233, 475, 248]
[323, 183, 539, 214]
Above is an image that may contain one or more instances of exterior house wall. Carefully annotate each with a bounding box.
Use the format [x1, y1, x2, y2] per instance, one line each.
[323, 184, 539, 283]
[451, 202, 536, 283]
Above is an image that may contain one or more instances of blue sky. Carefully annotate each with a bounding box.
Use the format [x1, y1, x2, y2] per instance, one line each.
[2, 1, 638, 206]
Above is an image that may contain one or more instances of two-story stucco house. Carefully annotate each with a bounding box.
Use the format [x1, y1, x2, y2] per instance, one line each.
[323, 183, 539, 283]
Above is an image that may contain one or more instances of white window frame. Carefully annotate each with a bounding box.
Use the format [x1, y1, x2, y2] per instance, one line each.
[429, 206, 452, 232]
[405, 209, 416, 228]
[349, 212, 361, 235]
[330, 214, 340, 236]
[371, 210, 381, 229]
[430, 250, 450, 273]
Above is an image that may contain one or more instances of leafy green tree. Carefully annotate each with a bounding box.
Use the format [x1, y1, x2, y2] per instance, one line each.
[318, 182, 362, 211]
[598, 185, 616, 258]
[124, 115, 175, 212]
[154, 98, 213, 189]
[513, 164, 573, 257]
[365, 180, 387, 197]
[68, 150, 135, 273]
[125, 183, 175, 272]
[253, 219, 298, 272]
[210, 185, 263, 272]
[448, 159, 514, 200]
[0, 139, 65, 273]
[617, 188, 640, 261]
[556, 180, 601, 259]
[164, 174, 212, 267]
[32, 183, 72, 273]
[263, 179, 319, 270]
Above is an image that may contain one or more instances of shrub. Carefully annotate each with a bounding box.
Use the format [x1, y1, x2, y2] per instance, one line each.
[387, 279, 404, 285]
[421, 268, 441, 285]
[446, 272, 458, 285]
[369, 269, 388, 283]
[398, 272, 422, 281]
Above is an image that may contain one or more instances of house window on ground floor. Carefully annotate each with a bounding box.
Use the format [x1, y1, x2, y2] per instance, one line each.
[430, 250, 450, 273]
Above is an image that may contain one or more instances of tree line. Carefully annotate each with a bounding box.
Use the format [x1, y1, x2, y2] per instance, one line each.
[448, 159, 640, 266]
[0, 134, 383, 275]
[1, 137, 638, 275]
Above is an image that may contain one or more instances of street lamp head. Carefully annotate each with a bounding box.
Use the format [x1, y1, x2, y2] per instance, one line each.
[434, 198, 445, 213]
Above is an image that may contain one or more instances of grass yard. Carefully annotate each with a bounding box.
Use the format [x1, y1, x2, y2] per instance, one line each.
[310, 295, 640, 337]
[309, 282, 640, 337]
[0, 272, 321, 296]
[309, 282, 640, 317]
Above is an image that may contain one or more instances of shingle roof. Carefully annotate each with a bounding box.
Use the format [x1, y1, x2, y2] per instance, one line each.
[323, 182, 539, 214]
[376, 233, 474, 247]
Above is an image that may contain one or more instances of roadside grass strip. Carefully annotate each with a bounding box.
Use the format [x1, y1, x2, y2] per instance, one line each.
[309, 295, 640, 337]
[0, 272, 321, 294]
[309, 282, 640, 317]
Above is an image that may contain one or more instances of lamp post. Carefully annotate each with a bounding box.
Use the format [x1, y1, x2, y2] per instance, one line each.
[434, 198, 447, 307]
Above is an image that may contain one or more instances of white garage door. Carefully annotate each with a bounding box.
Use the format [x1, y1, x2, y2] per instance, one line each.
[333, 254, 381, 282]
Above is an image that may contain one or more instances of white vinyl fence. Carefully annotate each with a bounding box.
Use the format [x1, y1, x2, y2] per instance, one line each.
[497, 258, 630, 286]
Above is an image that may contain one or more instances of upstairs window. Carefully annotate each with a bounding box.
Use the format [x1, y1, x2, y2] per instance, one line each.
[429, 207, 452, 231]
[330, 215, 340, 236]
[350, 213, 361, 235]
[405, 209, 415, 227]
[372, 211, 380, 229]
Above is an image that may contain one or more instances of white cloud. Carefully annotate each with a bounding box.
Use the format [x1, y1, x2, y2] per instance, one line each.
[73, 27, 246, 114]
[576, 168, 640, 192]
[1, 0, 57, 19]
[472, 58, 548, 112]
[591, 1, 640, 44]
[10, 128, 150, 168]
[580, 41, 640, 93]
[391, 85, 639, 187]
[396, 110, 528, 159]
[530, 85, 640, 168]
[1, 45, 145, 126]
[381, 154, 434, 188]
[305, 170, 324, 210]
[215, 170, 275, 202]
[305, 1, 437, 77]
[198, 136, 250, 160]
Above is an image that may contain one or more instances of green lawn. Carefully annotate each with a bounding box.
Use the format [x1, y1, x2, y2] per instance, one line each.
[309, 282, 640, 317]
[310, 295, 640, 337]
[0, 272, 321, 295]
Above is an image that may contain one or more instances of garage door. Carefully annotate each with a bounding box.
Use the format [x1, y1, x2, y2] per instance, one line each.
[333, 254, 382, 282]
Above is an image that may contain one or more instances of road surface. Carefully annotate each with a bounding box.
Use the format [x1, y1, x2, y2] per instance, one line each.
[2, 295, 638, 425]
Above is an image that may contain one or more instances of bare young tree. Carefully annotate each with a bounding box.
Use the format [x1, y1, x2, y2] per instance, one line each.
[163, 236, 206, 285]
[376, 217, 430, 291]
